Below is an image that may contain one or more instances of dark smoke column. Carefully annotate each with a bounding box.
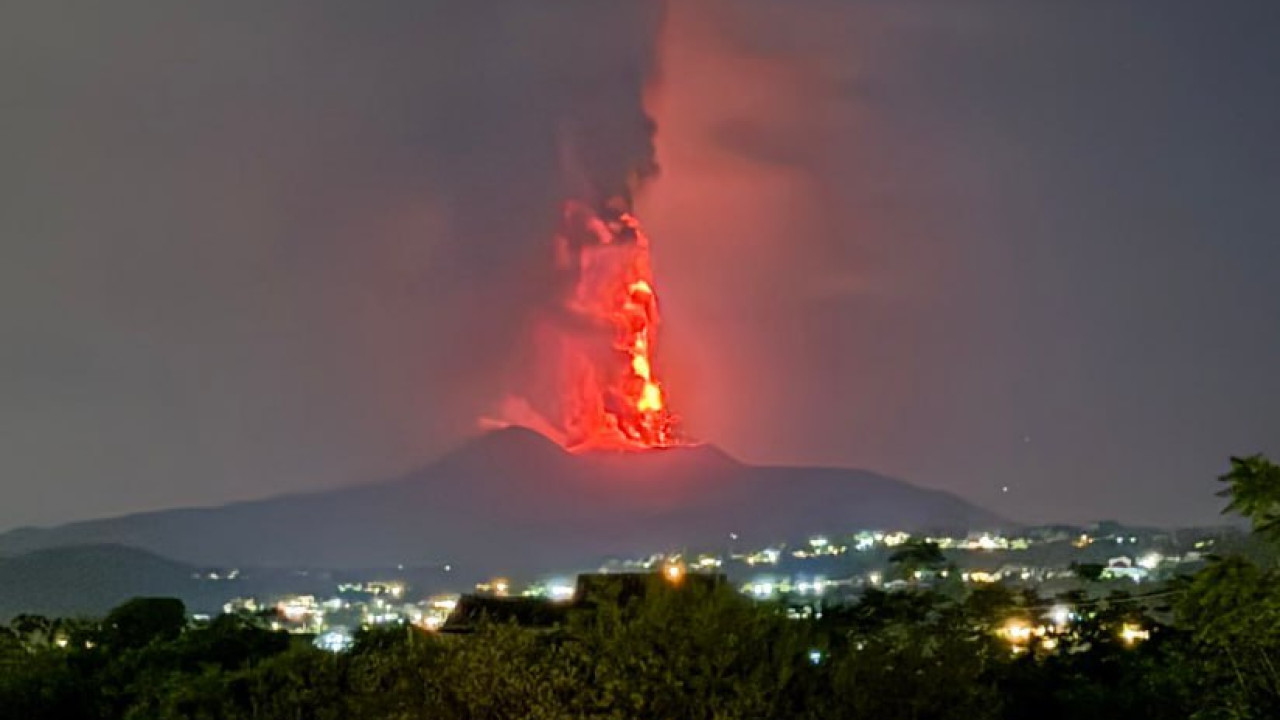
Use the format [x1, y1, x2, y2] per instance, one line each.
[488, 1, 680, 450]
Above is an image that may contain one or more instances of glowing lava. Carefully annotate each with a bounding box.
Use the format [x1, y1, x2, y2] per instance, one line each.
[553, 197, 679, 450]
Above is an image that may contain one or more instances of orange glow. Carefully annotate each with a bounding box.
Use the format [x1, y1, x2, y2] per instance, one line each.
[1120, 623, 1150, 645]
[483, 196, 682, 451]
[999, 619, 1034, 644]
[664, 562, 685, 584]
[551, 199, 680, 450]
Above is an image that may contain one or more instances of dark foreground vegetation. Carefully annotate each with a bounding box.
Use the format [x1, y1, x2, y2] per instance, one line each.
[2, 455, 1279, 720]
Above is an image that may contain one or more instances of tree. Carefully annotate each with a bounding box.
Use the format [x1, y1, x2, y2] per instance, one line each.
[238, 648, 350, 720]
[821, 591, 1003, 720]
[1173, 454, 1280, 717]
[0, 624, 25, 673]
[888, 540, 947, 582]
[102, 597, 186, 649]
[1217, 454, 1280, 542]
[1070, 562, 1106, 582]
[568, 584, 814, 720]
[172, 612, 290, 670]
[9, 614, 53, 649]
[1178, 555, 1280, 717]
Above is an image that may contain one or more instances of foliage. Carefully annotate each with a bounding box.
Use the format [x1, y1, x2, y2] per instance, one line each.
[1070, 561, 1106, 582]
[102, 597, 187, 650]
[887, 539, 948, 583]
[1219, 454, 1280, 543]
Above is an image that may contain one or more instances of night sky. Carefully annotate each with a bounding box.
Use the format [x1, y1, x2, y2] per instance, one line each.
[2, 0, 1277, 531]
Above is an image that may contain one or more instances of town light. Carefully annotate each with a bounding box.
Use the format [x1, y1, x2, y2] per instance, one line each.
[1120, 623, 1150, 645]
[1001, 620, 1034, 644]
[664, 562, 685, 584]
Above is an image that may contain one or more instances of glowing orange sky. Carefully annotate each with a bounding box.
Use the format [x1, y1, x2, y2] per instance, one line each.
[639, 0, 942, 468]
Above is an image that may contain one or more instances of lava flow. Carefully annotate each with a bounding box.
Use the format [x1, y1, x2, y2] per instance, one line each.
[553, 197, 680, 450]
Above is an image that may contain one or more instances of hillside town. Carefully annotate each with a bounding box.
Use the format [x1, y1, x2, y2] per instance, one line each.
[193, 522, 1234, 652]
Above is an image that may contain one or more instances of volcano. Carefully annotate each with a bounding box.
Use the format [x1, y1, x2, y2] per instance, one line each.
[0, 429, 1005, 581]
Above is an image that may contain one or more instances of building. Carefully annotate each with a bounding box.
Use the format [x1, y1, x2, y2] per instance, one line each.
[442, 570, 727, 633]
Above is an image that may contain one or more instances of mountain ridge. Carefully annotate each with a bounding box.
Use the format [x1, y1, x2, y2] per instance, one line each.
[0, 429, 1007, 579]
[0, 544, 220, 620]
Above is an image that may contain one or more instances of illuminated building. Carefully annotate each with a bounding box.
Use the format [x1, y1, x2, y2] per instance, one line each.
[1120, 623, 1150, 645]
[442, 571, 727, 633]
[315, 627, 354, 653]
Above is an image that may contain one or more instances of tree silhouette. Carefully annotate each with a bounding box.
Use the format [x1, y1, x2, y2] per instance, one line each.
[1217, 454, 1280, 541]
[888, 540, 947, 582]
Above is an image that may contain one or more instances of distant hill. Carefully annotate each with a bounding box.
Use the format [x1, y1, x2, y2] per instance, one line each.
[0, 429, 1006, 582]
[0, 545, 227, 620]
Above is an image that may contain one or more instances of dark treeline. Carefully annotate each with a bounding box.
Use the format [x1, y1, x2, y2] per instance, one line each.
[2, 455, 1279, 720]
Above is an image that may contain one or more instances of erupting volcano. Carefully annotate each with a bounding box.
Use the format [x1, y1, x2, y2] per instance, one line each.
[552, 197, 679, 450]
[477, 2, 681, 452]
[485, 193, 681, 451]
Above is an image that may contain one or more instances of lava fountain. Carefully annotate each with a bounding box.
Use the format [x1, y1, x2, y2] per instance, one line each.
[484, 192, 682, 452]
[552, 196, 679, 450]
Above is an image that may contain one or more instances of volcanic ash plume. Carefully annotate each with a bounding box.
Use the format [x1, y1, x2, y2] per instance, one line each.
[480, 1, 678, 451]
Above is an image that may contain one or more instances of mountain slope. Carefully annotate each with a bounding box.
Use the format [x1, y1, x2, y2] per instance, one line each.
[0, 429, 1005, 579]
[0, 545, 221, 620]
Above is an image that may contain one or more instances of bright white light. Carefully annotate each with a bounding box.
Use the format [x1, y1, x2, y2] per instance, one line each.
[315, 629, 353, 653]
[1138, 552, 1163, 570]
[1049, 605, 1071, 627]
[746, 548, 782, 566]
[278, 596, 318, 622]
[883, 531, 910, 547]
